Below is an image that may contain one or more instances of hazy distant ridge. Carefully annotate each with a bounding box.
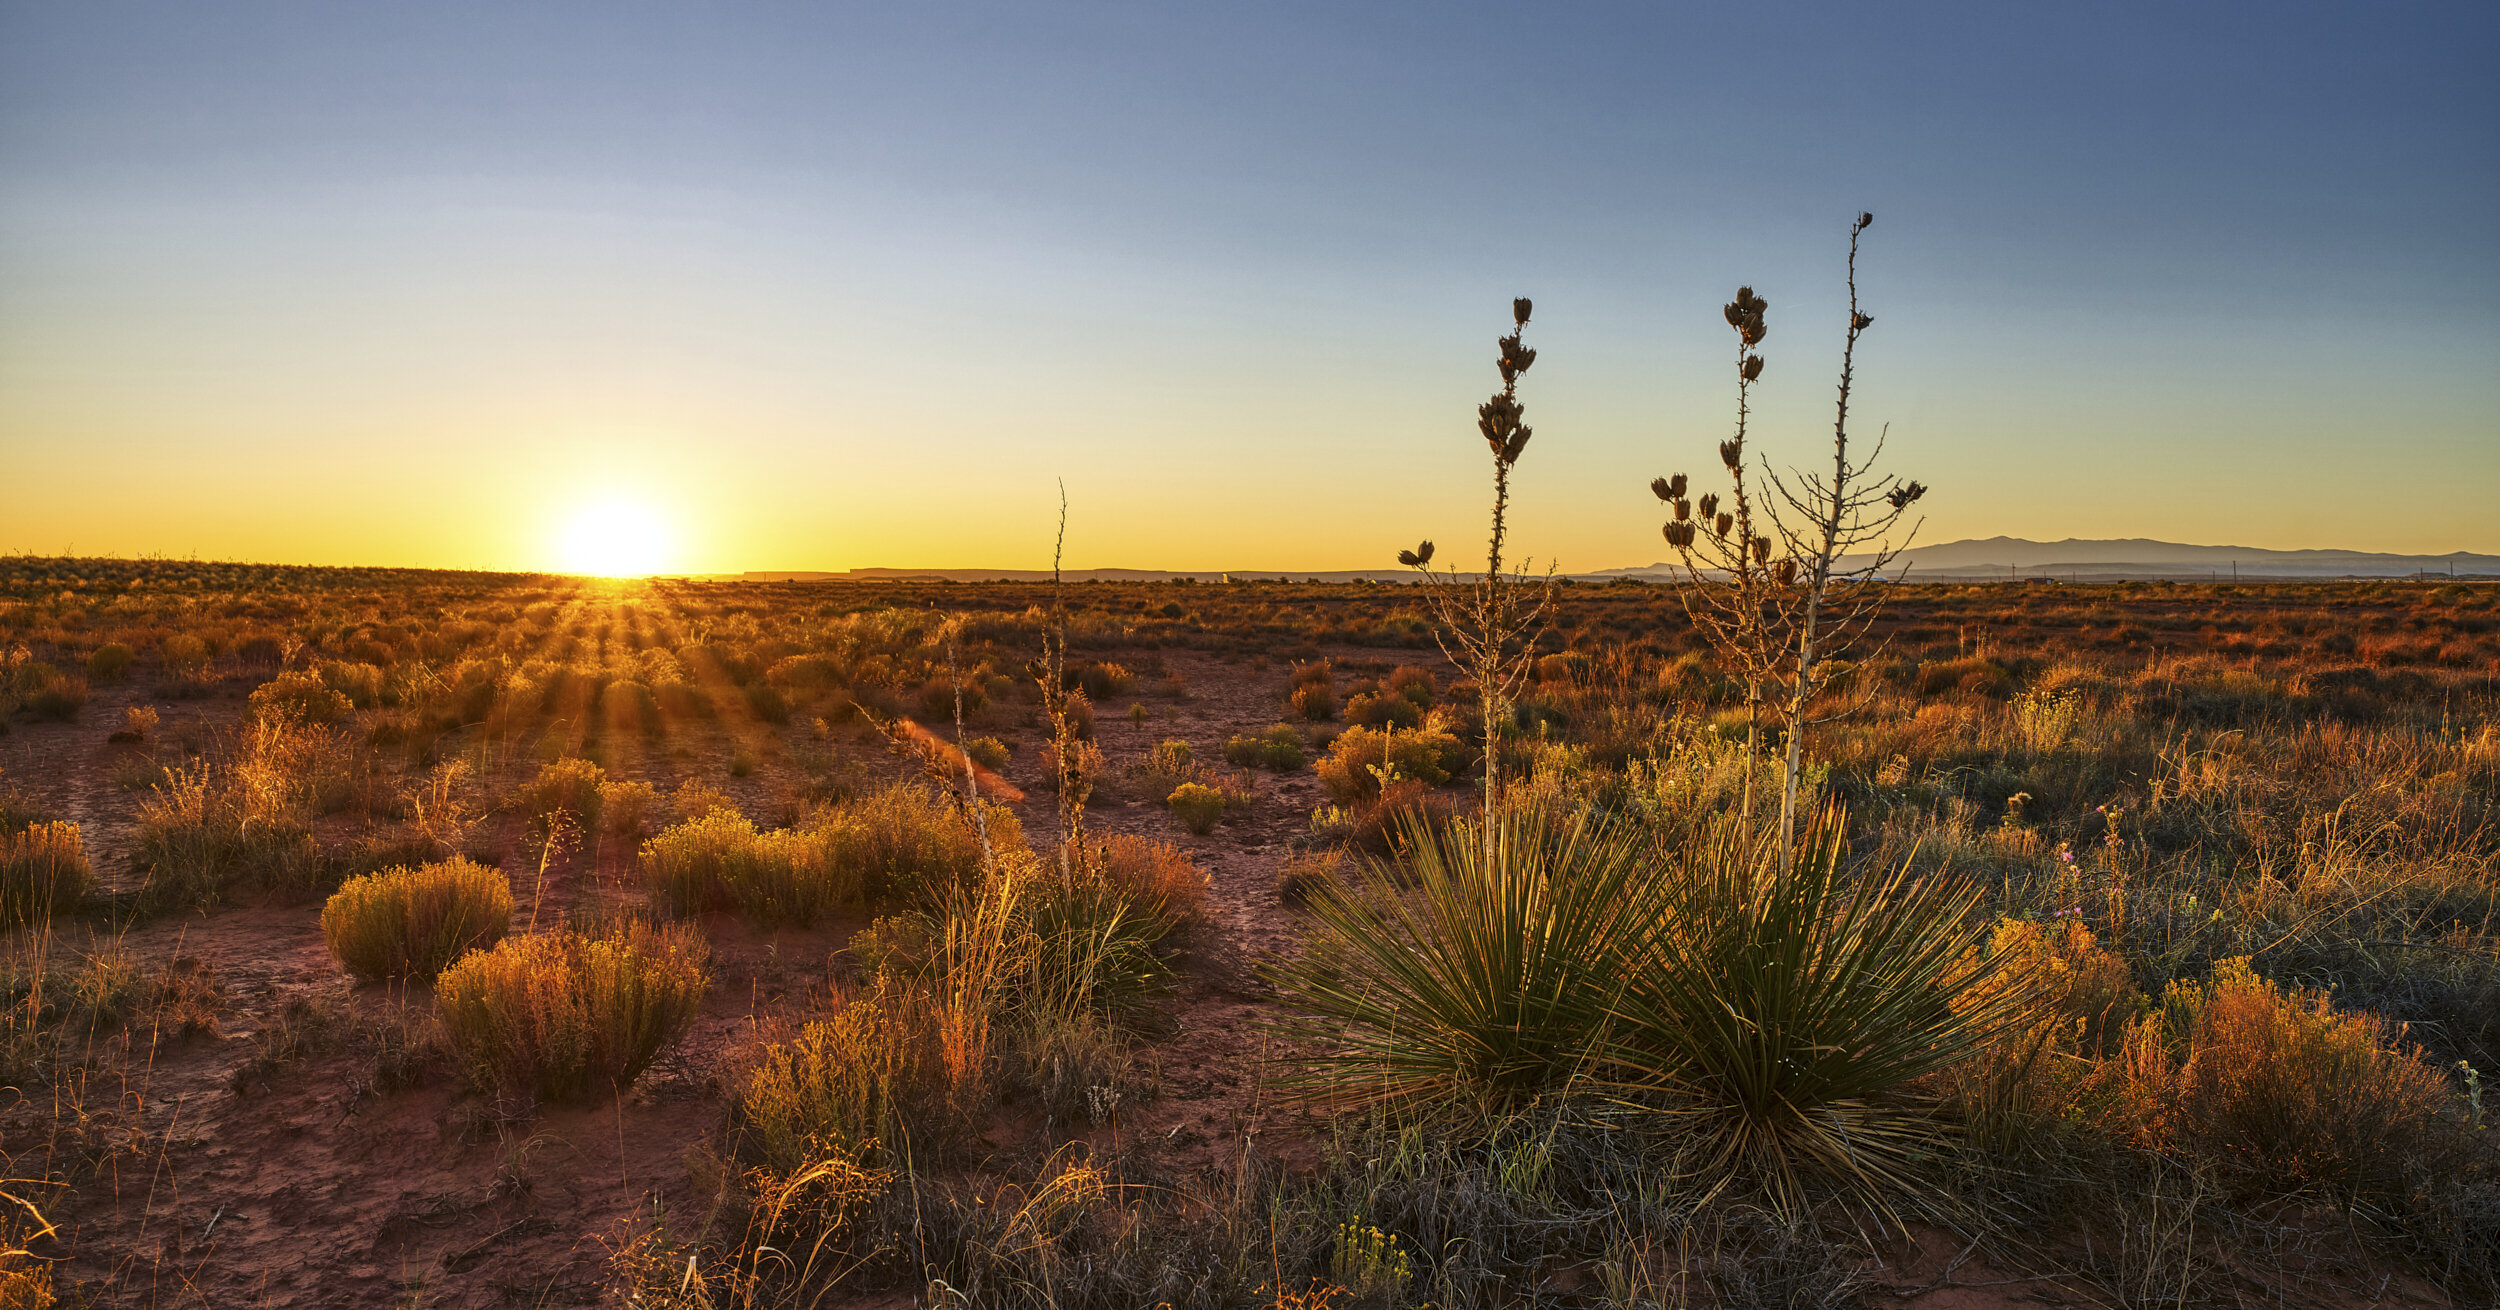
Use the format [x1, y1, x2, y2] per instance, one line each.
[727, 538, 2497, 585]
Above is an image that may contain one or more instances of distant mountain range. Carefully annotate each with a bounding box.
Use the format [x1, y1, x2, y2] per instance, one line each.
[722, 538, 2497, 585]
[1593, 537, 2499, 583]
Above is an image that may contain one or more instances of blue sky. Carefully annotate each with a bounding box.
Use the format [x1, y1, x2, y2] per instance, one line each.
[2, 2, 2493, 570]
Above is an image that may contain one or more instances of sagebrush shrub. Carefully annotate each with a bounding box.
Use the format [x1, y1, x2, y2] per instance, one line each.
[322, 858, 512, 982]
[434, 921, 708, 1101]
[0, 821, 93, 925]
[1290, 681, 1337, 722]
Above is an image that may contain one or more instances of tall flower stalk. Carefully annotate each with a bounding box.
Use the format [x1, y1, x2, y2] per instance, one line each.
[1401, 298, 1556, 822]
[1658, 214, 1925, 853]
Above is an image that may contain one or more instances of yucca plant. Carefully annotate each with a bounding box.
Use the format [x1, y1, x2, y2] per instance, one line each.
[1603, 808, 2027, 1218]
[1268, 807, 1653, 1118]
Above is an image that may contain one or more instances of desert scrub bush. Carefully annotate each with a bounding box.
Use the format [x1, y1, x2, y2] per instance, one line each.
[321, 858, 512, 982]
[1, 822, 93, 925]
[745, 680, 793, 725]
[1314, 724, 1467, 803]
[317, 660, 386, 707]
[434, 921, 709, 1102]
[1073, 661, 1134, 698]
[2098, 957, 2465, 1204]
[640, 809, 851, 926]
[20, 666, 86, 721]
[1290, 679, 1338, 722]
[595, 778, 659, 837]
[1093, 833, 1210, 939]
[816, 784, 1022, 909]
[1166, 782, 1226, 835]
[1344, 688, 1425, 730]
[1224, 723, 1307, 771]
[1938, 915, 2141, 1157]
[963, 734, 1011, 771]
[247, 669, 351, 723]
[518, 756, 603, 826]
[86, 642, 134, 681]
[1128, 738, 1199, 796]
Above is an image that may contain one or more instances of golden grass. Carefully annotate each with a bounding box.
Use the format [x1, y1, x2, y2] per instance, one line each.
[0, 823, 91, 926]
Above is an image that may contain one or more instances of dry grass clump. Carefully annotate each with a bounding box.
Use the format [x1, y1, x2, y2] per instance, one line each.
[1276, 848, 1348, 907]
[737, 986, 946, 1171]
[135, 734, 331, 911]
[0, 822, 92, 926]
[434, 920, 709, 1102]
[321, 857, 513, 982]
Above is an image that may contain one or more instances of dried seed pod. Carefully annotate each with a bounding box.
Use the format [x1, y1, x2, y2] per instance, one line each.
[1714, 512, 1733, 537]
[1674, 498, 1691, 522]
[1396, 540, 1436, 568]
[1858, 211, 1874, 228]
[1650, 476, 1674, 502]
[1851, 312, 1874, 331]
[1742, 354, 1764, 381]
[1664, 521, 1696, 549]
[1478, 392, 1523, 446]
[1667, 472, 1687, 499]
[1501, 427, 1532, 464]
[1719, 440, 1741, 470]
[1751, 536, 1771, 565]
[1886, 480, 1928, 509]
[1775, 558, 1797, 586]
[1698, 493, 1719, 518]
[1498, 332, 1537, 380]
[1513, 297, 1532, 325]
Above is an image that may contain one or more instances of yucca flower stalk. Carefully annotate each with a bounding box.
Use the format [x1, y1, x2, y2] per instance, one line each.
[1655, 213, 1925, 854]
[1400, 298, 1558, 823]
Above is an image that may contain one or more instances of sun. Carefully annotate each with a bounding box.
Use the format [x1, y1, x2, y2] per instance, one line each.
[557, 499, 675, 577]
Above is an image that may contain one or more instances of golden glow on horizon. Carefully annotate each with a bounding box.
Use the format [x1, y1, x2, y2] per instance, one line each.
[556, 498, 675, 577]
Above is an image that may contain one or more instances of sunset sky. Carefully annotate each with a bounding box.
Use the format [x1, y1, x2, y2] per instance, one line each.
[3, 2, 2494, 575]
